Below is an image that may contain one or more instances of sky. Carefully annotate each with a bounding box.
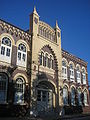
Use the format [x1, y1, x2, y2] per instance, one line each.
[0, 0, 90, 85]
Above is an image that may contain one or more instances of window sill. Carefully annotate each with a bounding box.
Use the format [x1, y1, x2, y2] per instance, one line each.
[84, 104, 89, 106]
[13, 102, 26, 105]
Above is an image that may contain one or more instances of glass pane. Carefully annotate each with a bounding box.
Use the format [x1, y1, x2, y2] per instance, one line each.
[18, 43, 26, 52]
[18, 52, 21, 60]
[6, 48, 10, 57]
[1, 46, 5, 55]
[2, 37, 11, 47]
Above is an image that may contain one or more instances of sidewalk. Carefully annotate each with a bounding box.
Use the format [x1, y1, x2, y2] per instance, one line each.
[58, 113, 90, 120]
[0, 113, 90, 120]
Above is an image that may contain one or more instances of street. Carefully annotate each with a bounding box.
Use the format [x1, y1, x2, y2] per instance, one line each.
[60, 115, 90, 120]
[0, 115, 90, 120]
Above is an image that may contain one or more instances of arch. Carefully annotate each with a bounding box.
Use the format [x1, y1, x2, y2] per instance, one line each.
[76, 64, 81, 70]
[82, 66, 86, 73]
[36, 79, 56, 111]
[39, 21, 55, 33]
[63, 83, 69, 89]
[0, 33, 15, 45]
[70, 85, 76, 91]
[13, 73, 28, 83]
[78, 86, 82, 91]
[82, 88, 88, 93]
[69, 61, 75, 68]
[38, 44, 58, 69]
[62, 58, 68, 66]
[16, 39, 30, 51]
[36, 79, 56, 91]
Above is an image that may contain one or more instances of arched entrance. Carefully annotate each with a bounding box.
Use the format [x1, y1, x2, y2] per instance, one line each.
[36, 81, 56, 112]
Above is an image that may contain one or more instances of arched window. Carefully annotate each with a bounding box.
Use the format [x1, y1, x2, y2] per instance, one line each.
[63, 86, 68, 105]
[0, 73, 8, 103]
[17, 43, 27, 67]
[0, 37, 12, 63]
[82, 68, 86, 84]
[62, 60, 67, 79]
[14, 77, 25, 104]
[40, 51, 44, 66]
[70, 63, 74, 81]
[45, 53, 48, 67]
[76, 66, 81, 83]
[77, 88, 82, 105]
[50, 55, 53, 69]
[83, 90, 88, 106]
[71, 87, 75, 105]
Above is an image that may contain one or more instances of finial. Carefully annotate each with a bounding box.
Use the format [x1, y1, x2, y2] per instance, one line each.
[33, 6, 39, 16]
[55, 20, 60, 30]
[34, 6, 36, 12]
[56, 20, 58, 28]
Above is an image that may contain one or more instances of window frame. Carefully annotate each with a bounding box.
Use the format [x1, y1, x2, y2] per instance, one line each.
[14, 77, 25, 104]
[62, 60, 67, 79]
[0, 73, 8, 104]
[69, 63, 74, 81]
[17, 43, 27, 67]
[0, 37, 12, 63]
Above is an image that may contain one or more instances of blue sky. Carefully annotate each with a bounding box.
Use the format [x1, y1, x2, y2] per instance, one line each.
[0, 0, 90, 85]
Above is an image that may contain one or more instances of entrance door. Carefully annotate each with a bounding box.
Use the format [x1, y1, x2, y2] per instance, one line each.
[37, 88, 53, 112]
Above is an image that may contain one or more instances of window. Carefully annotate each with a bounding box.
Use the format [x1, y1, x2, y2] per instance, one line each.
[63, 86, 68, 105]
[82, 68, 86, 84]
[17, 43, 27, 67]
[45, 53, 48, 67]
[76, 66, 81, 83]
[40, 51, 44, 66]
[0, 37, 12, 63]
[78, 89, 82, 105]
[83, 90, 88, 105]
[0, 73, 8, 103]
[71, 87, 75, 105]
[14, 77, 25, 104]
[37, 90, 47, 102]
[50, 55, 53, 69]
[62, 60, 67, 79]
[40, 51, 54, 69]
[70, 63, 74, 81]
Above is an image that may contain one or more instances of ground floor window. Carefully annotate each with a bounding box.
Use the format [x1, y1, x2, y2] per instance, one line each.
[14, 77, 25, 104]
[77, 89, 82, 105]
[71, 87, 75, 105]
[0, 73, 8, 103]
[63, 86, 68, 105]
[83, 90, 88, 105]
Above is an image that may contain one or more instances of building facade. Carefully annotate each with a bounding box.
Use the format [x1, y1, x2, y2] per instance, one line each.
[0, 7, 89, 116]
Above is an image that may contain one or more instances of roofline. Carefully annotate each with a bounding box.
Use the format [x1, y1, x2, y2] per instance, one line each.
[0, 18, 31, 35]
[62, 48, 88, 64]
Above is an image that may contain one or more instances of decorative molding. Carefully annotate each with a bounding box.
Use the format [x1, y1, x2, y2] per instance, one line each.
[0, 19, 31, 42]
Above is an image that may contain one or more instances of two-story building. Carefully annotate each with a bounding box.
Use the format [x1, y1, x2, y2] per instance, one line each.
[0, 7, 89, 116]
